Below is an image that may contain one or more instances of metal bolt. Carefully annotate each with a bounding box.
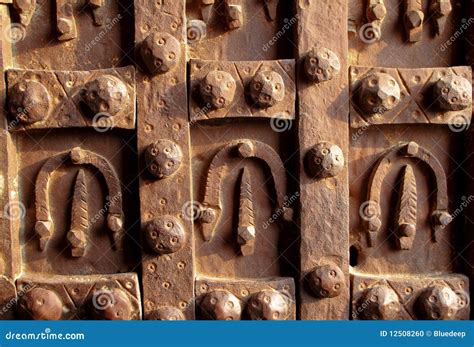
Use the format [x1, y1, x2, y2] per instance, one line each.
[145, 140, 183, 179]
[18, 287, 63, 320]
[200, 207, 217, 224]
[199, 70, 236, 109]
[405, 10, 423, 29]
[236, 140, 255, 158]
[433, 74, 472, 111]
[57, 18, 73, 35]
[150, 306, 185, 320]
[356, 72, 401, 115]
[82, 75, 128, 117]
[432, 210, 452, 227]
[224, 3, 243, 30]
[405, 141, 419, 156]
[140, 32, 181, 75]
[307, 262, 345, 298]
[357, 286, 402, 320]
[246, 290, 290, 320]
[416, 285, 459, 320]
[368, 3, 387, 21]
[144, 215, 186, 255]
[304, 47, 341, 83]
[399, 223, 416, 237]
[249, 70, 285, 108]
[305, 142, 345, 179]
[9, 80, 51, 125]
[199, 290, 242, 320]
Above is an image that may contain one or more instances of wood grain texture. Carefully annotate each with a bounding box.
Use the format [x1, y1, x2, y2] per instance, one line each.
[0, 4, 17, 320]
[396, 165, 417, 250]
[296, 0, 350, 319]
[67, 169, 89, 257]
[135, 0, 195, 319]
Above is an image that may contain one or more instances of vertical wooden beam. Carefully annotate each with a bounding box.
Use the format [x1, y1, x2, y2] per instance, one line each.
[0, 4, 18, 320]
[465, 0, 474, 320]
[296, 0, 350, 319]
[135, 1, 194, 320]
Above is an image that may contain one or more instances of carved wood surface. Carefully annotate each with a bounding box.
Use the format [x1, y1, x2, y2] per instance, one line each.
[16, 273, 142, 320]
[0, 4, 17, 320]
[67, 169, 89, 258]
[237, 167, 256, 256]
[135, 0, 195, 320]
[396, 165, 418, 250]
[189, 59, 295, 121]
[296, 0, 350, 319]
[195, 277, 296, 320]
[465, 0, 474, 322]
[6, 67, 136, 131]
[363, 142, 450, 247]
[350, 66, 472, 127]
[0, 0, 470, 321]
[351, 272, 470, 320]
[199, 139, 289, 242]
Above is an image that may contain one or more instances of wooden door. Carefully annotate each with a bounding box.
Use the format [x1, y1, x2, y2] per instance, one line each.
[0, 0, 471, 321]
